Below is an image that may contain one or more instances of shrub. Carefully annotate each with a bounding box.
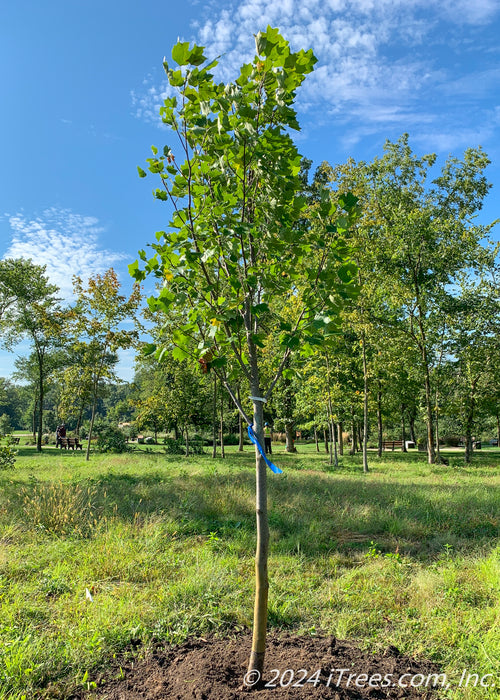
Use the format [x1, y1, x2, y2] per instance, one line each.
[96, 426, 129, 453]
[0, 443, 17, 469]
[163, 438, 204, 455]
[0, 413, 13, 437]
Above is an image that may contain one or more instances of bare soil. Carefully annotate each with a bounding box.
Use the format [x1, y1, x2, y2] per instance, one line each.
[80, 632, 443, 699]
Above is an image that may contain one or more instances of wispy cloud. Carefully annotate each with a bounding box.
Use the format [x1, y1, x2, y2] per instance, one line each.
[2, 208, 127, 302]
[133, 0, 500, 155]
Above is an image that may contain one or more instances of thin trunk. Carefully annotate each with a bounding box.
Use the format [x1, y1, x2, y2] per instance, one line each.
[377, 381, 383, 458]
[416, 307, 436, 464]
[325, 355, 338, 470]
[185, 425, 190, 457]
[423, 362, 436, 463]
[330, 420, 338, 468]
[220, 384, 225, 459]
[36, 354, 44, 452]
[464, 379, 477, 464]
[361, 332, 369, 473]
[350, 412, 357, 455]
[314, 425, 319, 453]
[323, 429, 329, 454]
[401, 404, 407, 452]
[247, 372, 269, 678]
[338, 422, 343, 455]
[497, 412, 500, 451]
[237, 386, 244, 451]
[32, 399, 37, 443]
[85, 399, 96, 461]
[435, 387, 441, 462]
[409, 410, 417, 445]
[212, 374, 217, 458]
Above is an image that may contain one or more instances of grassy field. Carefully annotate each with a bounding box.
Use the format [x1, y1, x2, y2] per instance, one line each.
[0, 442, 499, 699]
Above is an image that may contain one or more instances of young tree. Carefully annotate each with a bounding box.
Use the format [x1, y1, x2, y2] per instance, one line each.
[131, 28, 358, 676]
[72, 269, 140, 460]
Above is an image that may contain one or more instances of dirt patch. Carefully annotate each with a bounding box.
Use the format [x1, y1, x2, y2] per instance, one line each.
[81, 632, 443, 699]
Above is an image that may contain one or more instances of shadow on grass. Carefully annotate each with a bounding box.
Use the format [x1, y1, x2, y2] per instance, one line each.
[3, 448, 499, 560]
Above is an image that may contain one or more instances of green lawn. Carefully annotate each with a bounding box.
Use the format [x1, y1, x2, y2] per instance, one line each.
[0, 444, 499, 698]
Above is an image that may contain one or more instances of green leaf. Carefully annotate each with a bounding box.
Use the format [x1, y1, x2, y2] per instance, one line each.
[142, 343, 157, 356]
[172, 345, 189, 360]
[137, 166, 147, 178]
[188, 45, 206, 66]
[255, 31, 267, 56]
[251, 303, 270, 315]
[172, 42, 190, 66]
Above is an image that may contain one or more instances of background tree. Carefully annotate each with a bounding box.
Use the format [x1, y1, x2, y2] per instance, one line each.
[0, 260, 64, 451]
[327, 136, 495, 464]
[72, 269, 140, 460]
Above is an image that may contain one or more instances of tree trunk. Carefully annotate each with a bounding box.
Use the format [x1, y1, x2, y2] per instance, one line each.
[285, 423, 296, 453]
[338, 422, 343, 455]
[185, 425, 190, 457]
[416, 307, 436, 464]
[361, 333, 369, 473]
[323, 429, 329, 454]
[314, 425, 319, 453]
[329, 420, 338, 468]
[464, 379, 477, 464]
[86, 399, 96, 461]
[220, 384, 225, 459]
[247, 386, 269, 679]
[497, 412, 500, 452]
[423, 363, 436, 463]
[36, 355, 44, 453]
[350, 412, 357, 455]
[377, 381, 383, 458]
[238, 386, 244, 452]
[401, 404, 407, 452]
[409, 410, 417, 445]
[212, 374, 217, 458]
[32, 399, 37, 443]
[435, 388, 441, 463]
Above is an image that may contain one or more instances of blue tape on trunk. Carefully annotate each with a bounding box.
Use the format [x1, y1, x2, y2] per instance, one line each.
[247, 425, 283, 474]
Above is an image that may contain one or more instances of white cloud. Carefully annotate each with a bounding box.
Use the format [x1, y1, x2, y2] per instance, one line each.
[133, 0, 500, 156]
[2, 208, 127, 302]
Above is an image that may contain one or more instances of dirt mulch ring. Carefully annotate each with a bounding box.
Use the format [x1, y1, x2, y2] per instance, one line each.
[79, 632, 444, 699]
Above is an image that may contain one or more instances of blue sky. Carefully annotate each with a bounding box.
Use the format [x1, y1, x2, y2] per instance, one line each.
[1, 0, 500, 380]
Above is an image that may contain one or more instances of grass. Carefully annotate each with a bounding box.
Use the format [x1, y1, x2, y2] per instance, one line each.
[0, 443, 499, 698]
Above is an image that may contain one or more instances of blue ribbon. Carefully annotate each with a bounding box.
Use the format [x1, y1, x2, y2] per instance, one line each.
[247, 425, 283, 474]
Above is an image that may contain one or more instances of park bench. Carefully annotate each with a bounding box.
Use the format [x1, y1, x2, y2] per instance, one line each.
[10, 437, 20, 445]
[68, 437, 83, 450]
[382, 440, 404, 451]
[57, 437, 83, 450]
